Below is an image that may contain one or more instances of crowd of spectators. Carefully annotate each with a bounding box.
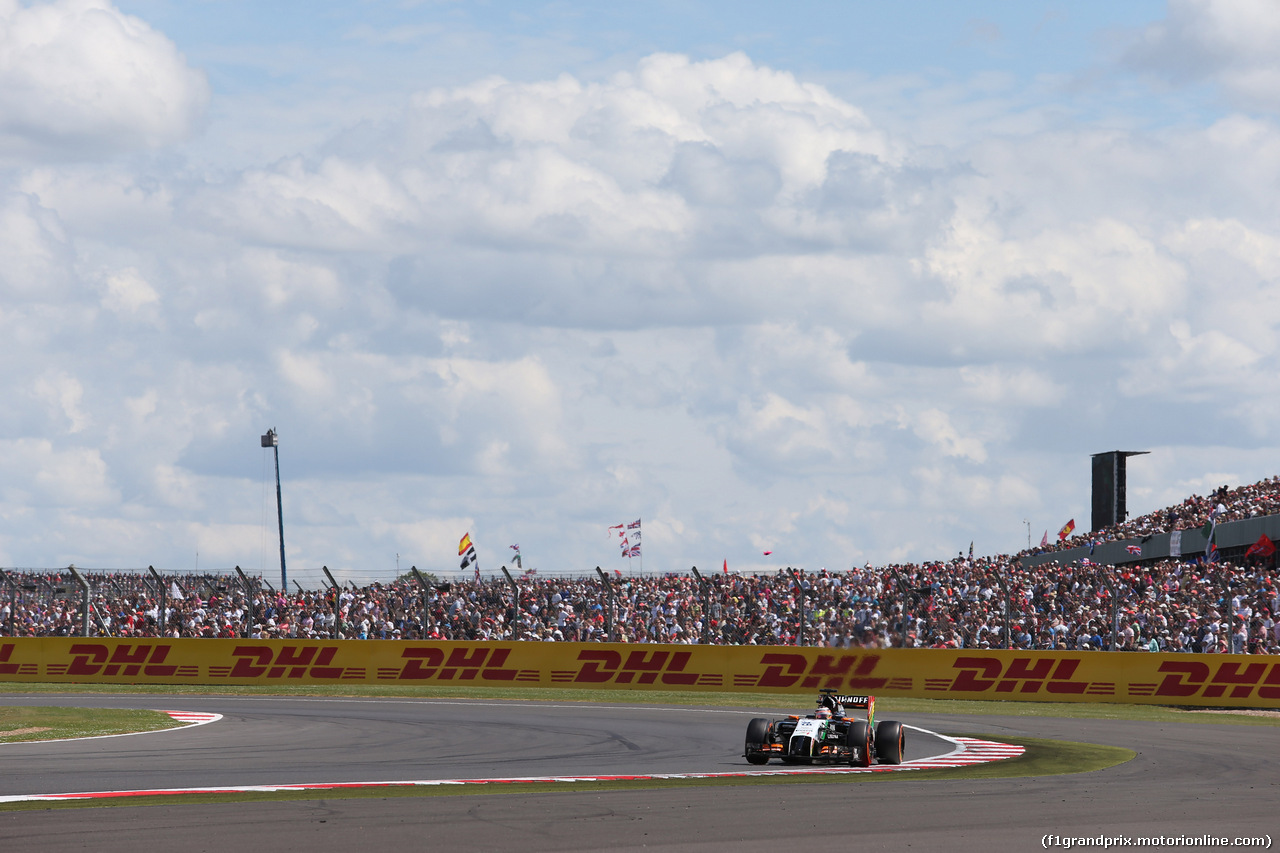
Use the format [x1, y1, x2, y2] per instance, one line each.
[2, 479, 1279, 654]
[3, 556, 1277, 654]
[1030, 475, 1280, 555]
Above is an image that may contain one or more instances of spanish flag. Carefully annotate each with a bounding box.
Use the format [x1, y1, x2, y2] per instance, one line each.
[458, 533, 474, 555]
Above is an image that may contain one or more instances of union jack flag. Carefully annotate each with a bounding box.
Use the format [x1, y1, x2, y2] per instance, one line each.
[1126, 545, 1142, 555]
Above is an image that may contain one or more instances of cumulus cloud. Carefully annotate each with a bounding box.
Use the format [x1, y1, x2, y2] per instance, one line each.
[197, 53, 891, 263]
[7, 31, 1280, 578]
[0, 0, 208, 158]
[1124, 0, 1280, 112]
[0, 190, 74, 298]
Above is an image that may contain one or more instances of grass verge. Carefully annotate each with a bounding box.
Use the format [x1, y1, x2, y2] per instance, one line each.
[0, 706, 184, 743]
[1, 682, 1277, 726]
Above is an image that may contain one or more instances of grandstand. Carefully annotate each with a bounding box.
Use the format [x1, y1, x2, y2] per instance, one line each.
[3, 476, 1278, 654]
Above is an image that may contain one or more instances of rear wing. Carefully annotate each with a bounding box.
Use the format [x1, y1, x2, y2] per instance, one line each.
[820, 691, 877, 725]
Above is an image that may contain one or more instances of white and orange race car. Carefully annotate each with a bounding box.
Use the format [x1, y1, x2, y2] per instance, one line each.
[743, 689, 905, 767]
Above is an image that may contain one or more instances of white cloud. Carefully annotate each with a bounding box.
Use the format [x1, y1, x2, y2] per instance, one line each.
[0, 438, 116, 506]
[958, 365, 1062, 407]
[8, 24, 1280, 580]
[1124, 0, 1280, 112]
[0, 0, 209, 158]
[32, 370, 89, 433]
[905, 408, 987, 463]
[921, 213, 1188, 352]
[0, 191, 73, 299]
[102, 266, 159, 315]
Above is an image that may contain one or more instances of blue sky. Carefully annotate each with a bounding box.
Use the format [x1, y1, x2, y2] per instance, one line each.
[2, 0, 1280, 584]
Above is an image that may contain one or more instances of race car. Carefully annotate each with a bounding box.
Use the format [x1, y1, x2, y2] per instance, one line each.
[743, 689, 905, 767]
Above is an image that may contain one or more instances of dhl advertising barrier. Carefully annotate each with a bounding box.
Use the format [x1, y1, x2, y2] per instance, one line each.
[1, 638, 1278, 708]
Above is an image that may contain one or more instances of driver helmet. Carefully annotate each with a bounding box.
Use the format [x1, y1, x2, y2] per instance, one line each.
[815, 707, 832, 719]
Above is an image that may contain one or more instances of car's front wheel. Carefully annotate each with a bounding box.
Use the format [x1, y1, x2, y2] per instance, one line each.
[875, 720, 904, 765]
[745, 717, 771, 765]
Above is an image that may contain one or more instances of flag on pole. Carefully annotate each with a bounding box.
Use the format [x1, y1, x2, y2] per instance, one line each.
[510, 544, 522, 569]
[1246, 534, 1276, 559]
[1057, 519, 1076, 541]
[627, 519, 641, 530]
[1201, 517, 1217, 555]
[459, 533, 478, 571]
[1040, 531, 1048, 548]
[723, 559, 728, 574]
[170, 581, 184, 600]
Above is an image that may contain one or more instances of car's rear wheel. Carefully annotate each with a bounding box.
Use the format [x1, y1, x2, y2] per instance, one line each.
[875, 720, 904, 765]
[847, 720, 871, 767]
[745, 717, 771, 765]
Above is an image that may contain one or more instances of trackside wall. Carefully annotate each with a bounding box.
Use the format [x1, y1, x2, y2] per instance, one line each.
[1, 639, 1278, 708]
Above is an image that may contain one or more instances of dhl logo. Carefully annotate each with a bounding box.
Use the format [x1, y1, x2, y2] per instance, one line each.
[555, 649, 723, 686]
[737, 652, 910, 691]
[933, 655, 1280, 700]
[212, 645, 349, 679]
[931, 656, 1094, 695]
[1138, 660, 1280, 700]
[379, 646, 538, 682]
[0, 642, 37, 676]
[48, 643, 193, 678]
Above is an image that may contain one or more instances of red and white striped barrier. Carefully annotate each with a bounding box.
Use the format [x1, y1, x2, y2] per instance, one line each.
[158, 711, 221, 726]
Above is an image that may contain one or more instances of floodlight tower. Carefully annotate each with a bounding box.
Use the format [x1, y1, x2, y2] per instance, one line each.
[261, 428, 287, 590]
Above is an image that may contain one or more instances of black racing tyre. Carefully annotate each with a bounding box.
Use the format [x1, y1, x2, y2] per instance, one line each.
[875, 720, 904, 765]
[847, 720, 871, 767]
[745, 717, 771, 764]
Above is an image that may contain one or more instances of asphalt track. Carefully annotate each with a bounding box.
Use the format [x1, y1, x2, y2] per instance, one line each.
[0, 693, 1276, 852]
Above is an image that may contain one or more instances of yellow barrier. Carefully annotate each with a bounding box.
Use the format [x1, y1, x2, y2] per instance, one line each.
[1, 638, 1277, 708]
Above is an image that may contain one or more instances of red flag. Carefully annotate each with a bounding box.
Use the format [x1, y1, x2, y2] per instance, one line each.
[1057, 519, 1075, 541]
[1246, 534, 1276, 558]
[722, 559, 728, 574]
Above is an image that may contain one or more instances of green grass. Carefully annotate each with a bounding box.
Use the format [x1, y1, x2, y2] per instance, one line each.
[1, 681, 1277, 726]
[0, 706, 184, 743]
